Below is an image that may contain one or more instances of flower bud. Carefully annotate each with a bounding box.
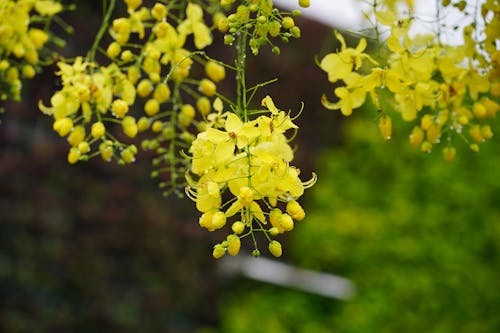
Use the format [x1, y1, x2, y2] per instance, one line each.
[212, 244, 226, 259]
[286, 200, 305, 221]
[144, 98, 160, 116]
[53, 118, 73, 137]
[280, 213, 294, 231]
[91, 121, 106, 139]
[122, 116, 138, 138]
[199, 79, 217, 96]
[227, 235, 241, 256]
[232, 221, 245, 234]
[378, 115, 392, 140]
[67, 147, 80, 164]
[106, 42, 121, 58]
[268, 240, 282, 257]
[442, 147, 456, 163]
[211, 211, 227, 230]
[111, 99, 129, 118]
[205, 61, 226, 82]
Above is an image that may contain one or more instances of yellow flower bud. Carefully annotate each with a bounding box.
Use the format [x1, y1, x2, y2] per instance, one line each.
[238, 186, 254, 207]
[280, 213, 294, 231]
[127, 66, 141, 84]
[91, 121, 106, 138]
[199, 211, 215, 229]
[99, 140, 114, 161]
[122, 116, 138, 138]
[144, 98, 160, 116]
[205, 61, 226, 82]
[78, 141, 90, 154]
[28, 29, 49, 48]
[67, 147, 81, 164]
[269, 21, 281, 37]
[106, 42, 121, 58]
[111, 99, 129, 118]
[472, 102, 487, 119]
[197, 97, 211, 116]
[217, 16, 229, 33]
[120, 147, 135, 163]
[152, 120, 163, 132]
[232, 221, 245, 234]
[211, 211, 227, 230]
[269, 227, 280, 236]
[149, 3, 166, 20]
[137, 79, 153, 97]
[442, 147, 456, 163]
[22, 65, 36, 78]
[121, 50, 133, 62]
[420, 114, 433, 130]
[212, 244, 226, 259]
[53, 118, 73, 137]
[137, 117, 150, 132]
[68, 125, 86, 146]
[409, 126, 424, 147]
[282, 17, 295, 29]
[483, 98, 499, 117]
[426, 124, 441, 144]
[199, 79, 217, 96]
[470, 143, 479, 152]
[227, 235, 241, 256]
[469, 124, 483, 143]
[124, 0, 142, 11]
[420, 141, 432, 153]
[481, 125, 493, 139]
[153, 83, 171, 103]
[286, 200, 305, 221]
[491, 81, 500, 97]
[268, 240, 283, 257]
[299, 0, 310, 8]
[378, 115, 392, 140]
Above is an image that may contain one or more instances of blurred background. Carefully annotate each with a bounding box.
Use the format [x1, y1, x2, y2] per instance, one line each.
[1, 1, 500, 332]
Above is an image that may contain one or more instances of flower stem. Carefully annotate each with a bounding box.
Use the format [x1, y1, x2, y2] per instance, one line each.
[88, 0, 116, 62]
[236, 32, 248, 121]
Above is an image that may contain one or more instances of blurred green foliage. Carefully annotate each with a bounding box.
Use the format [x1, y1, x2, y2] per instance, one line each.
[214, 113, 500, 333]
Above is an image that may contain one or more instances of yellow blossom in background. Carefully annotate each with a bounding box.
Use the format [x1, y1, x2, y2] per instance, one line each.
[320, 1, 500, 160]
[178, 2, 213, 50]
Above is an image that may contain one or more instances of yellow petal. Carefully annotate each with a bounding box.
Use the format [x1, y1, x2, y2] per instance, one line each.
[375, 10, 397, 26]
[261, 95, 279, 114]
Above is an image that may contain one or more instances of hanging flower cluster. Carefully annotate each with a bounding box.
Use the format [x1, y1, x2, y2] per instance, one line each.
[186, 96, 316, 258]
[34, 0, 315, 257]
[320, 0, 499, 161]
[215, 0, 303, 55]
[0, 0, 64, 103]
[39, 57, 139, 164]
[38, 0, 223, 194]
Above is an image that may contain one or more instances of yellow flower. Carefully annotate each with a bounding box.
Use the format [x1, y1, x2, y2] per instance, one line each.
[322, 85, 366, 116]
[225, 113, 260, 148]
[320, 31, 377, 83]
[178, 3, 213, 49]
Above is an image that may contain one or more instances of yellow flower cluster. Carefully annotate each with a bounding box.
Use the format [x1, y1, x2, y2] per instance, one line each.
[34, 0, 314, 258]
[186, 96, 316, 258]
[320, 1, 499, 161]
[215, 0, 302, 55]
[39, 57, 138, 164]
[39, 0, 221, 178]
[0, 0, 62, 101]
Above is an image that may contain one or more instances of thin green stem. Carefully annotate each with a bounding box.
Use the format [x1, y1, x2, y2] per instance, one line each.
[88, 0, 116, 62]
[236, 32, 248, 121]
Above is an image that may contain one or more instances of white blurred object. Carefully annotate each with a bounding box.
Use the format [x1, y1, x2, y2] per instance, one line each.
[218, 254, 355, 300]
[273, 0, 482, 45]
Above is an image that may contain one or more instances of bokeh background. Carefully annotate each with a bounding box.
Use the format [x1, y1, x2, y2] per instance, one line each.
[1, 1, 500, 332]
